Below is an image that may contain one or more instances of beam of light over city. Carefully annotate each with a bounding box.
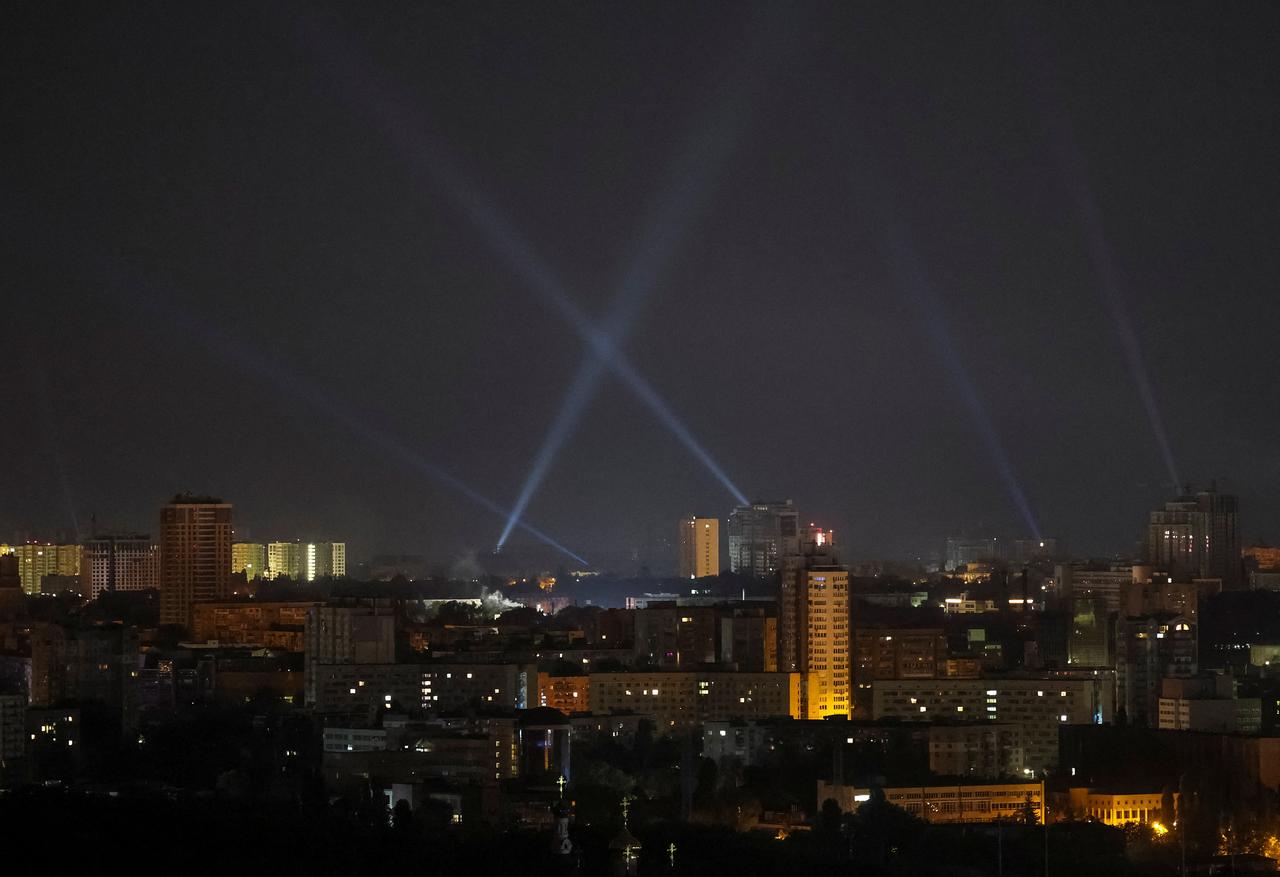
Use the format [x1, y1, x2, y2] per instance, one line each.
[844, 136, 1045, 542]
[127, 287, 589, 566]
[296, 15, 752, 544]
[1009, 10, 1184, 490]
[495, 75, 755, 551]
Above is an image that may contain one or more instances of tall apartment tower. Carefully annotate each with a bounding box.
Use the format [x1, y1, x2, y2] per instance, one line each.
[82, 534, 158, 600]
[159, 494, 233, 629]
[678, 516, 719, 579]
[727, 500, 799, 578]
[778, 526, 850, 719]
[1146, 487, 1241, 588]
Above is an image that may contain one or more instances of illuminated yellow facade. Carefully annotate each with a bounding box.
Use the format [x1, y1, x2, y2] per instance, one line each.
[266, 541, 346, 580]
[3, 543, 81, 594]
[1069, 788, 1173, 826]
[803, 567, 850, 719]
[537, 673, 590, 713]
[678, 516, 719, 579]
[232, 542, 267, 580]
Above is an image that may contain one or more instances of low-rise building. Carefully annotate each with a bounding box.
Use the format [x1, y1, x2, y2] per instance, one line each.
[1067, 787, 1173, 826]
[818, 779, 1045, 824]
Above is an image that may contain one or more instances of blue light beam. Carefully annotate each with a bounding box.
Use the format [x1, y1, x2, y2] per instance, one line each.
[127, 287, 589, 566]
[295, 14, 751, 541]
[1007, 8, 1182, 489]
[844, 130, 1044, 541]
[495, 77, 754, 550]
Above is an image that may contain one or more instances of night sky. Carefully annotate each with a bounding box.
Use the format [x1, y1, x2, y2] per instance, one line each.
[4, 2, 1279, 571]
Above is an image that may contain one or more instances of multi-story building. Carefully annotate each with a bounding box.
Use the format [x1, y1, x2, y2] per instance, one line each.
[1009, 538, 1059, 566]
[718, 606, 777, 672]
[231, 542, 267, 581]
[310, 663, 424, 721]
[30, 623, 140, 710]
[589, 670, 801, 729]
[945, 537, 1001, 572]
[304, 603, 396, 706]
[727, 501, 798, 578]
[678, 516, 719, 579]
[0, 694, 24, 765]
[871, 676, 1113, 774]
[191, 600, 317, 650]
[6, 543, 81, 595]
[266, 541, 347, 581]
[81, 534, 158, 600]
[1157, 674, 1260, 734]
[537, 673, 590, 713]
[818, 780, 1045, 824]
[1067, 788, 1173, 827]
[1116, 613, 1196, 728]
[159, 494, 233, 628]
[1068, 596, 1114, 667]
[267, 542, 302, 580]
[779, 529, 849, 719]
[305, 542, 346, 580]
[928, 723, 1025, 779]
[853, 627, 949, 715]
[633, 603, 716, 668]
[420, 663, 537, 713]
[1146, 488, 1241, 588]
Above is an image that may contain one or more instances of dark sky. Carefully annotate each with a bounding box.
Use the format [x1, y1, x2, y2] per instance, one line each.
[4, 2, 1279, 571]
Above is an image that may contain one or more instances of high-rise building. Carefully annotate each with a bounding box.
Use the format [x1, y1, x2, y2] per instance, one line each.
[159, 494, 233, 629]
[945, 537, 1000, 572]
[266, 541, 346, 580]
[81, 534, 158, 600]
[1116, 612, 1197, 728]
[4, 543, 81, 594]
[1146, 487, 1241, 587]
[727, 501, 798, 578]
[232, 542, 267, 581]
[778, 527, 850, 719]
[306, 542, 346, 580]
[304, 602, 396, 706]
[267, 542, 302, 580]
[677, 516, 719, 579]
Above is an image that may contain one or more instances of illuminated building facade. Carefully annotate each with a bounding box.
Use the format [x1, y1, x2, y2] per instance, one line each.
[1068, 788, 1173, 827]
[5, 543, 81, 595]
[82, 534, 157, 600]
[727, 500, 798, 578]
[266, 541, 346, 580]
[159, 495, 233, 629]
[191, 600, 317, 650]
[537, 673, 591, 713]
[779, 527, 850, 719]
[232, 542, 267, 581]
[678, 516, 719, 579]
[818, 780, 1045, 824]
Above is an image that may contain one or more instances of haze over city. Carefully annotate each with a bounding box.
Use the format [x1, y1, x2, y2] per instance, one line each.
[6, 2, 1280, 572]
